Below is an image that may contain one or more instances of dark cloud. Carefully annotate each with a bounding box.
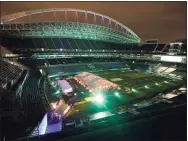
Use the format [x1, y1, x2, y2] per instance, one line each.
[0, 1, 187, 43]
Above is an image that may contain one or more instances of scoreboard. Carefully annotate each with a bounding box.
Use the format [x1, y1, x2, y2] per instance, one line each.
[152, 55, 186, 63]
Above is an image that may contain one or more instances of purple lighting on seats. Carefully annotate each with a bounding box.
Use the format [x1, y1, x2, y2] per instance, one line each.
[45, 112, 63, 134]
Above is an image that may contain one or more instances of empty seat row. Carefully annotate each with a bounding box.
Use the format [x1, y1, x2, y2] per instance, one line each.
[0, 60, 23, 85]
[41, 62, 128, 75]
[21, 72, 47, 116]
[1, 37, 137, 50]
[35, 57, 125, 67]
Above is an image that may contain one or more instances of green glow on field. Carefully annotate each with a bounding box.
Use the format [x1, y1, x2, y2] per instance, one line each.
[93, 112, 109, 119]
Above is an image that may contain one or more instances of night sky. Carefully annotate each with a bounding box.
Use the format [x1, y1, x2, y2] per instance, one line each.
[0, 1, 187, 43]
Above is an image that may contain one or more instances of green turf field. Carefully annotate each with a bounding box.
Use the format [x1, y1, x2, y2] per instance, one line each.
[93, 70, 185, 100]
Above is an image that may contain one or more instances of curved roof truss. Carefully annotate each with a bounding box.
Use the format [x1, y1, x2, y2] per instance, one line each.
[0, 8, 141, 44]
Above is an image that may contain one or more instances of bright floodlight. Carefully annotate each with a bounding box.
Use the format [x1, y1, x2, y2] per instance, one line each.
[114, 92, 120, 97]
[145, 85, 149, 89]
[155, 83, 159, 85]
[164, 81, 168, 83]
[93, 95, 104, 104]
[52, 104, 57, 109]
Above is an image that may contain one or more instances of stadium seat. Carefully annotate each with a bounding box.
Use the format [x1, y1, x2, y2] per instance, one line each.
[0, 59, 23, 87]
[21, 71, 48, 116]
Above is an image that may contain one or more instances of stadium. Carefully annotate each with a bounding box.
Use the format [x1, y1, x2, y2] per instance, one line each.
[0, 8, 187, 141]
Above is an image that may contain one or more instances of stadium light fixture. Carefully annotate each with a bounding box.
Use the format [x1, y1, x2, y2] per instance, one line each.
[55, 90, 61, 94]
[132, 88, 138, 93]
[145, 85, 149, 89]
[155, 83, 159, 86]
[93, 95, 104, 104]
[164, 81, 168, 83]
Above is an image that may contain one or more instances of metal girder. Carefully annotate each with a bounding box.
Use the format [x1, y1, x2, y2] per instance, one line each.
[1, 8, 140, 38]
[0, 8, 141, 44]
[0, 22, 140, 44]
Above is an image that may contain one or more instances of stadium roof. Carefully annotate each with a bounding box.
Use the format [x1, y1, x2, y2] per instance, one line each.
[0, 8, 141, 44]
[170, 39, 187, 44]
